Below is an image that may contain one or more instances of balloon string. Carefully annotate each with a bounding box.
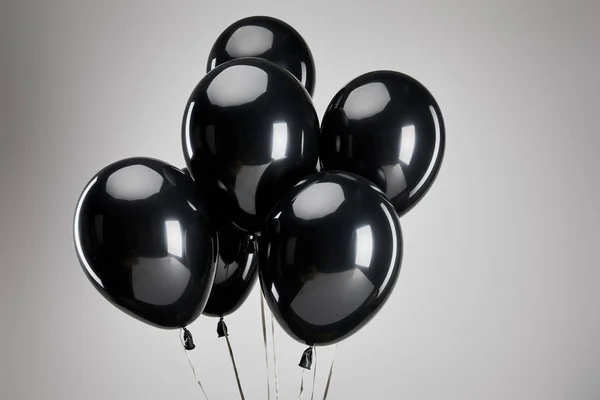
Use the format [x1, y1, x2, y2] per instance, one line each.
[222, 320, 246, 400]
[298, 368, 306, 400]
[271, 313, 280, 400]
[260, 292, 272, 400]
[322, 345, 337, 400]
[179, 329, 209, 400]
[311, 346, 318, 400]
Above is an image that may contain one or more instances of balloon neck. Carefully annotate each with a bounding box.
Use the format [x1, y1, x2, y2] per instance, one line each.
[182, 327, 195, 350]
[217, 317, 229, 338]
[299, 346, 314, 370]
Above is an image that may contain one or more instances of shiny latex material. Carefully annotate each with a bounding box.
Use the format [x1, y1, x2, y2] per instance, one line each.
[207, 16, 316, 96]
[202, 222, 258, 317]
[182, 57, 320, 234]
[73, 157, 218, 329]
[319, 71, 445, 217]
[183, 164, 258, 317]
[259, 171, 403, 346]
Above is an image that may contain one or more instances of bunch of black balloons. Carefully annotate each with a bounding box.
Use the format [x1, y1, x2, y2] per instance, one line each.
[74, 15, 445, 368]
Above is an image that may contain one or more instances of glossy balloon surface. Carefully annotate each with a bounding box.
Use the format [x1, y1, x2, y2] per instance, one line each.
[203, 223, 258, 317]
[207, 16, 316, 96]
[259, 171, 403, 346]
[182, 57, 319, 234]
[73, 158, 218, 329]
[319, 71, 445, 216]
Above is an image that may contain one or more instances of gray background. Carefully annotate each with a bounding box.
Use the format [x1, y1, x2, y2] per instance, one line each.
[1, 0, 599, 399]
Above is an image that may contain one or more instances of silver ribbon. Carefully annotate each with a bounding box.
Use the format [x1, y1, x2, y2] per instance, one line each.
[322, 345, 337, 400]
[179, 329, 209, 400]
[271, 313, 280, 400]
[298, 368, 306, 400]
[223, 329, 246, 400]
[260, 293, 272, 400]
[311, 346, 318, 400]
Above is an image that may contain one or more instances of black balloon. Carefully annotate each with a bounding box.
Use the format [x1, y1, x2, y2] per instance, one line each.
[207, 16, 316, 96]
[259, 171, 403, 346]
[202, 222, 258, 317]
[182, 57, 320, 234]
[319, 71, 446, 217]
[73, 157, 218, 329]
[182, 165, 259, 317]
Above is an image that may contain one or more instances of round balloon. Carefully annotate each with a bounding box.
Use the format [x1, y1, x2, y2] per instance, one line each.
[319, 71, 446, 217]
[259, 171, 403, 346]
[203, 222, 258, 317]
[207, 16, 316, 96]
[73, 157, 218, 329]
[182, 57, 319, 234]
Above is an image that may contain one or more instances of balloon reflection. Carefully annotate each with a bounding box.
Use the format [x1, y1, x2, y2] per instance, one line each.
[105, 165, 164, 200]
[300, 61, 308, 87]
[73, 176, 102, 288]
[290, 269, 374, 326]
[183, 101, 195, 159]
[399, 125, 415, 164]
[207, 65, 268, 107]
[241, 253, 254, 280]
[271, 122, 288, 160]
[409, 105, 442, 197]
[354, 225, 374, 268]
[225, 25, 274, 57]
[291, 182, 345, 220]
[343, 82, 391, 120]
[234, 164, 269, 214]
[165, 220, 183, 257]
[131, 256, 191, 306]
[379, 202, 400, 292]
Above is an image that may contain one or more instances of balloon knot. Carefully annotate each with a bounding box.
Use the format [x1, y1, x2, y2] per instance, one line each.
[217, 317, 228, 338]
[299, 346, 313, 370]
[242, 238, 256, 254]
[182, 327, 195, 351]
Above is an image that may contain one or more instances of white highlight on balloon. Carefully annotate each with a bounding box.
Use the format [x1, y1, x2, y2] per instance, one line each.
[410, 106, 441, 197]
[300, 61, 307, 86]
[354, 225, 374, 268]
[379, 203, 399, 292]
[74, 177, 104, 288]
[187, 200, 197, 211]
[207, 65, 268, 107]
[399, 125, 416, 164]
[292, 182, 345, 220]
[165, 220, 183, 258]
[184, 101, 195, 158]
[106, 165, 163, 201]
[271, 122, 288, 160]
[271, 284, 280, 302]
[242, 253, 254, 280]
[225, 26, 274, 57]
[344, 82, 391, 120]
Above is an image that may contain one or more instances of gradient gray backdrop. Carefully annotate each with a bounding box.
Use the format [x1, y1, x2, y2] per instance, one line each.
[1, 0, 599, 399]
